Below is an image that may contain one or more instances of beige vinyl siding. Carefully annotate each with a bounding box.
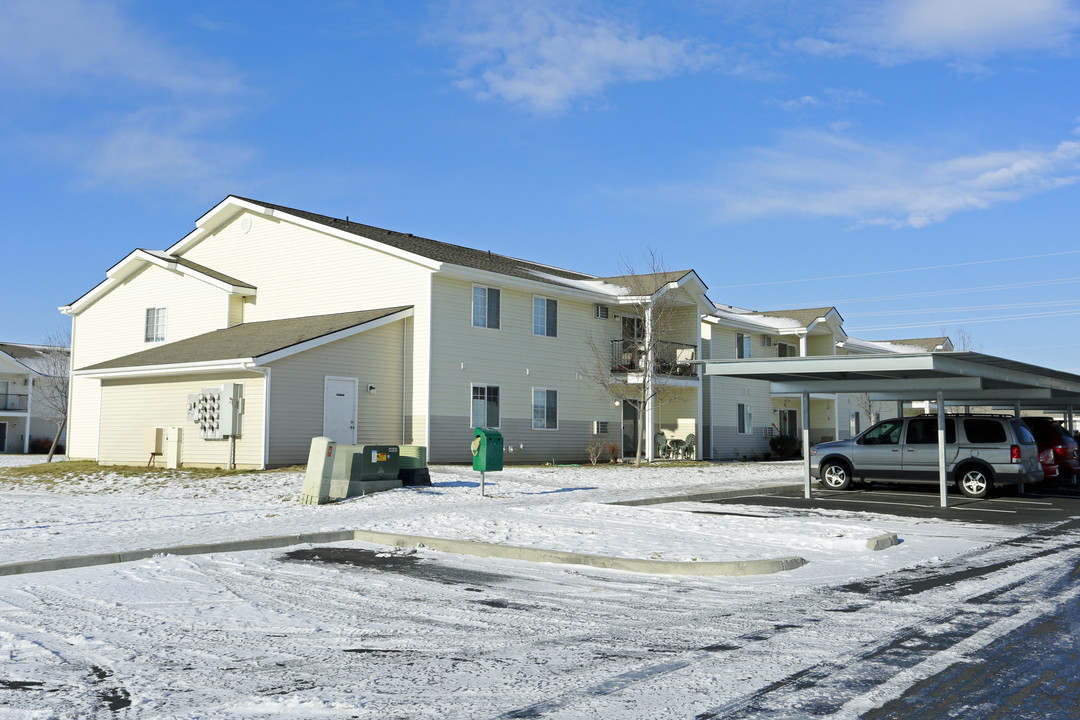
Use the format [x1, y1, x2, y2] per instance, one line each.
[98, 372, 265, 469]
[701, 324, 772, 458]
[810, 397, 838, 444]
[72, 264, 231, 369]
[66, 376, 100, 460]
[806, 333, 836, 356]
[181, 211, 433, 447]
[428, 275, 620, 463]
[265, 320, 406, 466]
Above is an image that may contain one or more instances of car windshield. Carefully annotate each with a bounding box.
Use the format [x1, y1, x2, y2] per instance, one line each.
[860, 419, 903, 445]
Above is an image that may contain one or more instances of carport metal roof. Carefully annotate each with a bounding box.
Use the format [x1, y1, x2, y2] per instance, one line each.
[703, 351, 1080, 507]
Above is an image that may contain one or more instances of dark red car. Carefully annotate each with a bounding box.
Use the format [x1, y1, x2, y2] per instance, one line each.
[1023, 417, 1080, 483]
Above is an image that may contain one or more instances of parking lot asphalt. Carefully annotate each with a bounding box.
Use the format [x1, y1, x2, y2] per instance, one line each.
[697, 483, 1080, 525]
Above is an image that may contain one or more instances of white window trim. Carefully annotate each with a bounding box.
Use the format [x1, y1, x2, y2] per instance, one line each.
[736, 332, 751, 359]
[145, 306, 167, 343]
[470, 383, 501, 429]
[472, 285, 501, 330]
[737, 402, 753, 435]
[532, 387, 558, 430]
[532, 295, 558, 338]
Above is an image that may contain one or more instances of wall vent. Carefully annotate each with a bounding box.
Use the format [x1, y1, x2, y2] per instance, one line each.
[594, 420, 610, 434]
[595, 304, 610, 319]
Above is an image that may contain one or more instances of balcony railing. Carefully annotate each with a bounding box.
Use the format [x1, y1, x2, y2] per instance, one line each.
[0, 394, 28, 412]
[611, 340, 698, 378]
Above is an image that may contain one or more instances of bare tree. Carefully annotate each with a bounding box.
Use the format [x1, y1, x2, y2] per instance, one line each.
[36, 328, 70, 462]
[941, 326, 981, 352]
[579, 249, 690, 467]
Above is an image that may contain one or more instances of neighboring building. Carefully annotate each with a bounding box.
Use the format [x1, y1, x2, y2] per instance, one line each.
[61, 196, 947, 469]
[0, 342, 69, 454]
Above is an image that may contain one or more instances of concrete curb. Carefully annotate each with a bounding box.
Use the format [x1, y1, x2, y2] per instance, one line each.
[609, 484, 805, 507]
[352, 530, 809, 576]
[0, 530, 357, 577]
[866, 532, 900, 551]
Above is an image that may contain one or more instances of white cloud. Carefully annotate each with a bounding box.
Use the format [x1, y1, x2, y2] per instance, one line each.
[659, 129, 1080, 228]
[800, 0, 1080, 63]
[0, 0, 249, 194]
[438, 0, 719, 113]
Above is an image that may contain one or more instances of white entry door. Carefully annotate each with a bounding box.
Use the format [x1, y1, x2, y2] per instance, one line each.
[323, 377, 358, 445]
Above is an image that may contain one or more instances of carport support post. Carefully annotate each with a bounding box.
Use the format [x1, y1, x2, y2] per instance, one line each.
[1015, 401, 1024, 494]
[802, 392, 812, 499]
[937, 391, 948, 508]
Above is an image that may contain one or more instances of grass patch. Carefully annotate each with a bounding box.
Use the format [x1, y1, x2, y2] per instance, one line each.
[0, 461, 294, 492]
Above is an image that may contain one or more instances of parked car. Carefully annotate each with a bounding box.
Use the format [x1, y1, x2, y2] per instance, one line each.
[809, 414, 1044, 498]
[1023, 417, 1080, 483]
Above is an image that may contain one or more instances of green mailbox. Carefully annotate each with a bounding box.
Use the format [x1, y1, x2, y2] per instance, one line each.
[472, 427, 504, 472]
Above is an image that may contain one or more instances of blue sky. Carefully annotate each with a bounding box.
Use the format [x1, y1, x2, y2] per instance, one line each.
[2, 0, 1079, 370]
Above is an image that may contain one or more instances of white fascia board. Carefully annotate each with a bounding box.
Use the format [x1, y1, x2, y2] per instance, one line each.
[437, 265, 610, 303]
[74, 359, 258, 379]
[255, 307, 415, 365]
[869, 389, 1053, 402]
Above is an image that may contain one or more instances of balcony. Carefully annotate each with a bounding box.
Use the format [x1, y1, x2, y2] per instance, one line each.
[0, 393, 28, 412]
[611, 340, 698, 378]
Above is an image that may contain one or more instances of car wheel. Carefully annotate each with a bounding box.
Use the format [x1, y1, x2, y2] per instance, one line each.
[957, 466, 991, 498]
[821, 462, 852, 490]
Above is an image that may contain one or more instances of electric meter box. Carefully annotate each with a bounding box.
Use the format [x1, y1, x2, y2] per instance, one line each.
[472, 427, 503, 472]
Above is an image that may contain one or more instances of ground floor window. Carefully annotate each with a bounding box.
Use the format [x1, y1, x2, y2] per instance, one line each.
[737, 403, 752, 434]
[533, 388, 558, 429]
[471, 384, 500, 428]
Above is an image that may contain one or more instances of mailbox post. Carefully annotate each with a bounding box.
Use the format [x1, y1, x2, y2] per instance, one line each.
[472, 427, 503, 496]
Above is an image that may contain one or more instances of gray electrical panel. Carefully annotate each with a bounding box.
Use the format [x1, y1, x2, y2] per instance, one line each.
[187, 383, 244, 439]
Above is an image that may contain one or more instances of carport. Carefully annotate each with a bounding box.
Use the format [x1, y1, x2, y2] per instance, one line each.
[703, 352, 1080, 507]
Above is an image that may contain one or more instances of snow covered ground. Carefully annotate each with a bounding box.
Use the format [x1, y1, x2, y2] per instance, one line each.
[0, 456, 1035, 717]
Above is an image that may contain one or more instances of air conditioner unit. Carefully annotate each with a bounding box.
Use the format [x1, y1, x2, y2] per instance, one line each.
[595, 304, 610, 319]
[761, 336, 773, 347]
[594, 420, 609, 434]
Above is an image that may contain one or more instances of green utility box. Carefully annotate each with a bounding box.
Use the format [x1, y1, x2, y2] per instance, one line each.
[472, 427, 504, 472]
[398, 445, 432, 486]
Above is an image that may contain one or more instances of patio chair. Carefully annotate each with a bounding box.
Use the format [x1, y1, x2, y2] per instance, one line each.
[682, 433, 696, 459]
[654, 432, 671, 459]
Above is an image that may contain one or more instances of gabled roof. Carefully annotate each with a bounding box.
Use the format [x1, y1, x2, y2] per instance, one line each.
[742, 307, 842, 329]
[226, 197, 597, 290]
[0, 343, 67, 376]
[62, 248, 256, 314]
[76, 307, 412, 374]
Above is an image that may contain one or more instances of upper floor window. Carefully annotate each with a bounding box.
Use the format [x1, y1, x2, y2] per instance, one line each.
[533, 296, 557, 337]
[736, 332, 751, 359]
[472, 286, 500, 329]
[533, 388, 558, 429]
[145, 307, 167, 343]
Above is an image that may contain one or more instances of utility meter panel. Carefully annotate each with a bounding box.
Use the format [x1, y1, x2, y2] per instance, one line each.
[187, 383, 244, 440]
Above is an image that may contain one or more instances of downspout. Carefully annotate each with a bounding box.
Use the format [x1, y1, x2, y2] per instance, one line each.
[402, 316, 408, 444]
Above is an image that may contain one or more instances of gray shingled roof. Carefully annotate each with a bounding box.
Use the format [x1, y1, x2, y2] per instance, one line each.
[232, 196, 597, 289]
[595, 271, 696, 295]
[0, 343, 67, 375]
[79, 307, 411, 372]
[744, 307, 840, 327]
[881, 337, 951, 351]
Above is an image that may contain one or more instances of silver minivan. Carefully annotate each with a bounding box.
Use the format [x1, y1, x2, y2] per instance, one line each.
[809, 414, 1044, 498]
